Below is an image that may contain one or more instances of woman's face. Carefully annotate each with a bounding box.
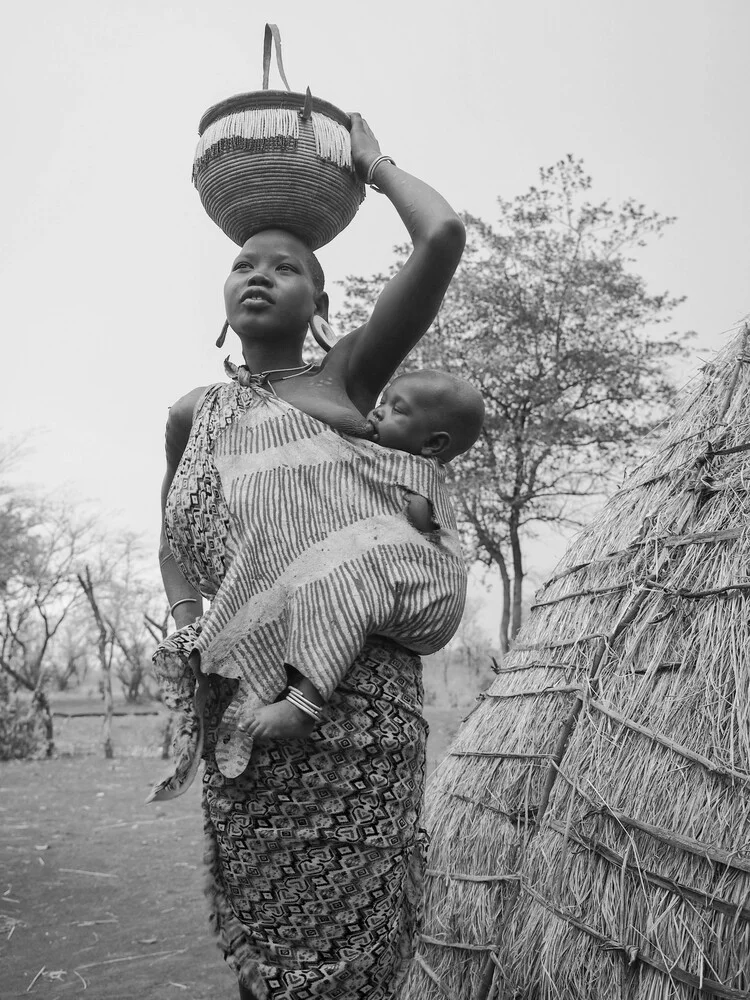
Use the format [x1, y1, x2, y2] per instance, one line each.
[224, 230, 318, 340]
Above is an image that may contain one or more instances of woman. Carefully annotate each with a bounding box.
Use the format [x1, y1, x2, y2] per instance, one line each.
[158, 114, 465, 1000]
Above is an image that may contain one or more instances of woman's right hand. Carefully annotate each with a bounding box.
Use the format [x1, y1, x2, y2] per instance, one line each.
[349, 112, 383, 182]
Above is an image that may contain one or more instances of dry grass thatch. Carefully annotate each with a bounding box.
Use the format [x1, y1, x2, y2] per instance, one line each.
[401, 326, 750, 1000]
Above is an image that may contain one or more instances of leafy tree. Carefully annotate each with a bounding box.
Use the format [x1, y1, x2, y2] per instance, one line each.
[340, 157, 690, 652]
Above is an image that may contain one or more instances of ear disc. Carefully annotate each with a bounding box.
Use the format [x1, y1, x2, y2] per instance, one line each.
[309, 315, 338, 353]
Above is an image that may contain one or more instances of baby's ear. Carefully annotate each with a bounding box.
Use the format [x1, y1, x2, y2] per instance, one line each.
[421, 431, 451, 458]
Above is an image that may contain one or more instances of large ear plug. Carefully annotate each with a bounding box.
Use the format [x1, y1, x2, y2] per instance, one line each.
[216, 320, 229, 349]
[308, 315, 337, 353]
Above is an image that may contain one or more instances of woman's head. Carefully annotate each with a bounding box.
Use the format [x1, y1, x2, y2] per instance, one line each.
[223, 229, 328, 348]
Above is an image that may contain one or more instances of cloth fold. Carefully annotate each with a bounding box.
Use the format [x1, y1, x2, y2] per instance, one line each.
[147, 621, 207, 801]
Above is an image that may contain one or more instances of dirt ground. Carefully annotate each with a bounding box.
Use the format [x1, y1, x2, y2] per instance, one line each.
[0, 703, 466, 1000]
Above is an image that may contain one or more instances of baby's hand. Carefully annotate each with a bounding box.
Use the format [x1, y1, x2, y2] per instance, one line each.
[349, 112, 382, 182]
[244, 700, 316, 743]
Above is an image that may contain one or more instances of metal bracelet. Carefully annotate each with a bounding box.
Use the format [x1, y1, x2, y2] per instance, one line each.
[366, 154, 396, 192]
[170, 598, 198, 616]
[285, 686, 322, 722]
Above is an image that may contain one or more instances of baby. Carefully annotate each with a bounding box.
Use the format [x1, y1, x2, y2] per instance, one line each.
[366, 369, 485, 531]
[242, 368, 485, 742]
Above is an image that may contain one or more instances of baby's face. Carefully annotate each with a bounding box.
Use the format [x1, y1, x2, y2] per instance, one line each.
[367, 377, 439, 453]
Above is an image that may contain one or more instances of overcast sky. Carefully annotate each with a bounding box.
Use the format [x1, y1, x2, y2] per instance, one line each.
[1, 0, 748, 595]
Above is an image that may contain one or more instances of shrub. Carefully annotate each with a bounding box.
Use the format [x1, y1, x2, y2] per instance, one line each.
[0, 695, 44, 760]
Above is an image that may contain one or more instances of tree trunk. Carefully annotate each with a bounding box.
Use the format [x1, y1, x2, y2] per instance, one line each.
[460, 502, 512, 655]
[497, 556, 512, 656]
[78, 568, 115, 759]
[509, 509, 524, 641]
[100, 651, 114, 759]
[33, 686, 55, 758]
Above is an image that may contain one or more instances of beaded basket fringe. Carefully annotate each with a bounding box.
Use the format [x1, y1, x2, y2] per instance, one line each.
[193, 108, 354, 178]
[192, 98, 365, 249]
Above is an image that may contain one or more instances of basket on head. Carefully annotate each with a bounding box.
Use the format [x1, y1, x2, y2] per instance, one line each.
[192, 24, 366, 251]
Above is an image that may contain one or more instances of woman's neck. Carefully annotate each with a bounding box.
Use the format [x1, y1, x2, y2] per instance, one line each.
[240, 345, 305, 374]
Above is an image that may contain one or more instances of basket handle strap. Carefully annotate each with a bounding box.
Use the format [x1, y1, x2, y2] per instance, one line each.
[262, 23, 291, 91]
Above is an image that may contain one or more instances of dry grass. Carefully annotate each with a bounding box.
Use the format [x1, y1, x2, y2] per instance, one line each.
[401, 327, 750, 1000]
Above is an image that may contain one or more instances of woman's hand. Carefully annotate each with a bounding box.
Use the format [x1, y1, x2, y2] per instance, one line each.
[349, 112, 382, 182]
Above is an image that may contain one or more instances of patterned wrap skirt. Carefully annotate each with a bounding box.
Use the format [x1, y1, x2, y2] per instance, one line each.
[200, 636, 428, 1000]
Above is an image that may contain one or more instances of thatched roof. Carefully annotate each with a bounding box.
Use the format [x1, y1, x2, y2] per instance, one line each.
[401, 326, 750, 1000]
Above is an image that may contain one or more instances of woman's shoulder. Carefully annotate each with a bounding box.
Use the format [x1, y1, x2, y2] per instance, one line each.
[165, 385, 211, 467]
[168, 385, 211, 422]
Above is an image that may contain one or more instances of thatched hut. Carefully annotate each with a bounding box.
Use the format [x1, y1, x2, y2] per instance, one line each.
[402, 326, 750, 1000]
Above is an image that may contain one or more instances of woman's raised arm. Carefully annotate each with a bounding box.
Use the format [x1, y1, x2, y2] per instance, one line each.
[344, 113, 465, 409]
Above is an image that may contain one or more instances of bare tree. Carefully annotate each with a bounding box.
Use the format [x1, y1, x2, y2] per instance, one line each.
[78, 566, 115, 758]
[100, 535, 165, 703]
[144, 607, 170, 645]
[0, 497, 92, 754]
[0, 442, 166, 759]
[143, 603, 173, 758]
[74, 530, 166, 702]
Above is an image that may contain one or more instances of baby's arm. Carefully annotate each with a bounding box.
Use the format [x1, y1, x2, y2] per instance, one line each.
[243, 667, 326, 743]
[405, 492, 437, 533]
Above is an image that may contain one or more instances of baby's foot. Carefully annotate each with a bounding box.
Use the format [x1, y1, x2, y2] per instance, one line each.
[245, 700, 317, 743]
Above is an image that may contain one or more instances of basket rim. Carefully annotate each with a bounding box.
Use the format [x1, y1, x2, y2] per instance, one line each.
[198, 91, 352, 136]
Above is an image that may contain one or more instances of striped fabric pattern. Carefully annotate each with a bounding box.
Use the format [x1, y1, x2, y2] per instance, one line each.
[165, 380, 467, 778]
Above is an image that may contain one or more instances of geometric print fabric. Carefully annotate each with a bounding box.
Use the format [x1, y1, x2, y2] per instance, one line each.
[201, 637, 427, 999]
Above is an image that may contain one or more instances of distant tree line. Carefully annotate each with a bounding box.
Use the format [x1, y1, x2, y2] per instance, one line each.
[0, 442, 168, 758]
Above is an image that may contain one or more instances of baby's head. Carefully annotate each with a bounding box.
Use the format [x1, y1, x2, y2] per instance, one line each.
[367, 370, 485, 462]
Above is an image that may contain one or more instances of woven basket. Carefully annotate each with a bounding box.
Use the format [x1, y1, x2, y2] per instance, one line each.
[192, 25, 365, 251]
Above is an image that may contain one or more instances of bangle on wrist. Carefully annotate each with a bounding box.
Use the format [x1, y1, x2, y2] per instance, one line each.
[366, 154, 396, 193]
[170, 598, 197, 616]
[285, 686, 323, 722]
